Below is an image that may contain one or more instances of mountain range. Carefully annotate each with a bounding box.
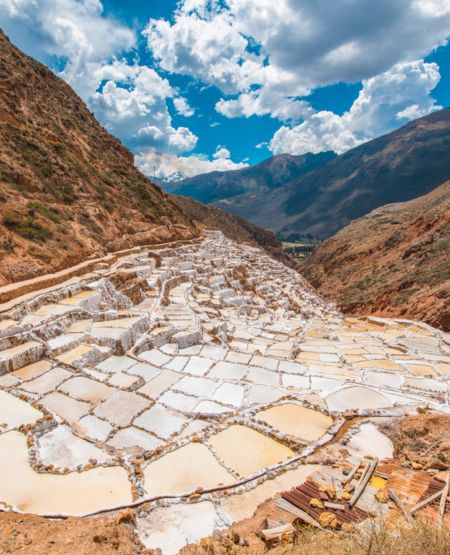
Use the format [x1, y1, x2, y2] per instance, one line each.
[170, 109, 450, 240]
[165, 151, 336, 205]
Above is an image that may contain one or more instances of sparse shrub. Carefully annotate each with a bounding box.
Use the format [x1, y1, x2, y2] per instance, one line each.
[27, 201, 61, 223]
[0, 235, 15, 251]
[290, 515, 450, 555]
[2, 214, 52, 241]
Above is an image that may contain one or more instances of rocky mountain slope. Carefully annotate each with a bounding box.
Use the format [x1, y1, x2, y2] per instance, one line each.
[212, 109, 450, 240]
[300, 181, 450, 330]
[172, 195, 292, 266]
[167, 151, 336, 204]
[0, 30, 199, 286]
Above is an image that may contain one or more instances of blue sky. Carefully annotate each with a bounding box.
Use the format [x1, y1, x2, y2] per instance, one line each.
[1, 1, 449, 179]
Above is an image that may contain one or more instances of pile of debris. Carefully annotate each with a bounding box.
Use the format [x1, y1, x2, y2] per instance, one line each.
[278, 455, 449, 534]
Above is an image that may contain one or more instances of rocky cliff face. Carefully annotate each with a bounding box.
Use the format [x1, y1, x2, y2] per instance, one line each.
[300, 182, 450, 330]
[0, 31, 199, 286]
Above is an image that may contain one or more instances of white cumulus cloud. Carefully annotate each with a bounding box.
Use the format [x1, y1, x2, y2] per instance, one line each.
[173, 97, 195, 117]
[213, 146, 231, 159]
[136, 148, 248, 180]
[269, 60, 441, 155]
[90, 63, 198, 152]
[0, 0, 135, 98]
[145, 0, 450, 128]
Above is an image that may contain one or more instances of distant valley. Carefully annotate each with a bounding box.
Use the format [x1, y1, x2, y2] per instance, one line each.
[168, 109, 450, 241]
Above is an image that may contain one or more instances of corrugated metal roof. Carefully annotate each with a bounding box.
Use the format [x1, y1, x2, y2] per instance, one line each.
[282, 478, 368, 524]
[281, 461, 445, 527]
[378, 462, 444, 504]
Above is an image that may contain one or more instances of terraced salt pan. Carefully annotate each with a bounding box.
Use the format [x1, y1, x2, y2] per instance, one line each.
[354, 359, 403, 371]
[127, 362, 161, 381]
[30, 304, 74, 317]
[347, 423, 394, 460]
[42, 392, 90, 423]
[282, 374, 310, 389]
[37, 425, 111, 467]
[175, 376, 218, 397]
[135, 404, 187, 439]
[74, 415, 113, 442]
[209, 361, 247, 380]
[213, 383, 245, 407]
[12, 360, 52, 380]
[59, 290, 97, 306]
[207, 425, 295, 477]
[96, 355, 136, 373]
[59, 376, 115, 403]
[0, 341, 43, 373]
[0, 390, 42, 428]
[0, 432, 131, 515]
[47, 333, 82, 353]
[159, 391, 199, 412]
[138, 501, 223, 555]
[137, 370, 181, 398]
[94, 391, 150, 427]
[221, 464, 319, 523]
[20, 368, 73, 395]
[56, 344, 96, 366]
[406, 364, 436, 377]
[183, 356, 215, 376]
[139, 349, 172, 367]
[246, 367, 279, 386]
[256, 403, 333, 442]
[326, 385, 392, 412]
[107, 371, 140, 388]
[193, 400, 231, 415]
[108, 427, 163, 451]
[143, 443, 234, 496]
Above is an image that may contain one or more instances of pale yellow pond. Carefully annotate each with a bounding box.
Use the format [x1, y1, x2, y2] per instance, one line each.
[256, 403, 333, 441]
[207, 425, 295, 477]
[143, 443, 234, 496]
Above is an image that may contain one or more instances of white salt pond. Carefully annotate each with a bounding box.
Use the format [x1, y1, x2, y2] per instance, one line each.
[347, 422, 394, 460]
[0, 390, 42, 428]
[0, 432, 131, 515]
[138, 501, 224, 555]
[325, 385, 393, 412]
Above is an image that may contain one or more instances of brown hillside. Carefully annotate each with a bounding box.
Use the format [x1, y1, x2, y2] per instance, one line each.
[172, 195, 293, 266]
[300, 181, 450, 330]
[0, 30, 199, 286]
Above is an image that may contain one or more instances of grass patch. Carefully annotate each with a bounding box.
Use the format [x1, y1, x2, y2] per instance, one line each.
[2, 215, 52, 241]
[27, 201, 61, 223]
[192, 515, 450, 555]
[283, 515, 450, 555]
